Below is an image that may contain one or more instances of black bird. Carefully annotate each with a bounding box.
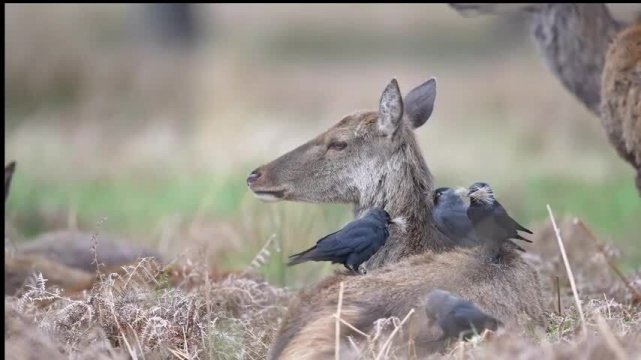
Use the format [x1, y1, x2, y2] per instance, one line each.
[433, 187, 479, 247]
[287, 208, 392, 274]
[466, 182, 533, 260]
[425, 289, 502, 341]
[433, 187, 526, 252]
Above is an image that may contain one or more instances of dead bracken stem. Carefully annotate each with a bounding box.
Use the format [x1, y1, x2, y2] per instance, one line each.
[127, 322, 146, 360]
[113, 304, 137, 360]
[573, 218, 641, 303]
[547, 204, 586, 334]
[90, 216, 109, 278]
[331, 314, 370, 338]
[556, 276, 562, 315]
[374, 308, 415, 360]
[595, 312, 628, 360]
[335, 281, 345, 360]
[243, 233, 278, 275]
[407, 311, 417, 360]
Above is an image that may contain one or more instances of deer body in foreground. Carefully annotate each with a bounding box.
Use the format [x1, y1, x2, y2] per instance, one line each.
[247, 78, 546, 358]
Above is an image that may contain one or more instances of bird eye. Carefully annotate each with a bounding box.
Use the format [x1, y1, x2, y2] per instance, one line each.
[327, 141, 347, 151]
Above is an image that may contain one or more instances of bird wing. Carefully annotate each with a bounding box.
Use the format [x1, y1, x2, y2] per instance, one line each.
[287, 213, 389, 266]
[435, 210, 479, 246]
[316, 225, 383, 255]
[286, 230, 350, 263]
[450, 305, 498, 334]
[286, 227, 347, 265]
[492, 200, 533, 235]
[286, 245, 318, 266]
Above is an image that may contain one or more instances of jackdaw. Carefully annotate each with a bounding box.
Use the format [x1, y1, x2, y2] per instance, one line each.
[433, 187, 479, 247]
[287, 207, 392, 274]
[425, 289, 502, 341]
[466, 182, 533, 261]
[433, 187, 526, 252]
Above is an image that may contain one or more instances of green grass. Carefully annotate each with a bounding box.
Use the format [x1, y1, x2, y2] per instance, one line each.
[7, 167, 640, 277]
[6, 170, 249, 238]
[520, 175, 641, 271]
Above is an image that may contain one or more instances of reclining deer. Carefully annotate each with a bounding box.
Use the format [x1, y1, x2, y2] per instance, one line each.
[247, 78, 546, 358]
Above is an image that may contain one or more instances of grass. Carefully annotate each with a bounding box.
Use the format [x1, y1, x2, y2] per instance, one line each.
[7, 169, 640, 275]
[5, 215, 641, 359]
[521, 175, 641, 271]
[6, 171, 249, 238]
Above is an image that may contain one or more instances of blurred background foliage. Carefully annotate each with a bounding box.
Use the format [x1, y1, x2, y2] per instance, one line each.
[5, 4, 640, 287]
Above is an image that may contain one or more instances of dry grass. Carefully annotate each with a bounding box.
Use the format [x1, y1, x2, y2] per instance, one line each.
[5, 216, 641, 359]
[6, 248, 290, 360]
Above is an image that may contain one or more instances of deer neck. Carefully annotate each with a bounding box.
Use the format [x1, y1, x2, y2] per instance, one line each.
[530, 3, 621, 116]
[354, 132, 451, 269]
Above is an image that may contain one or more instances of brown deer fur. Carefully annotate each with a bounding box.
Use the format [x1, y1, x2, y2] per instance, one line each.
[601, 23, 641, 194]
[450, 4, 641, 194]
[247, 78, 547, 358]
[248, 78, 452, 270]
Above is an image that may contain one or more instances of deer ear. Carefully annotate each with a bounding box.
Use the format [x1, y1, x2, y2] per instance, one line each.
[378, 78, 404, 136]
[404, 77, 436, 129]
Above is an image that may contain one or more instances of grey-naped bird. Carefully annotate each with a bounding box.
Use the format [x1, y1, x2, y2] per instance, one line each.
[433, 187, 479, 247]
[466, 182, 533, 261]
[433, 187, 526, 252]
[287, 207, 392, 273]
[425, 289, 502, 341]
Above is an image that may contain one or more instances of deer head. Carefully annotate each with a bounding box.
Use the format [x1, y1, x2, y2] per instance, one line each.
[247, 78, 437, 206]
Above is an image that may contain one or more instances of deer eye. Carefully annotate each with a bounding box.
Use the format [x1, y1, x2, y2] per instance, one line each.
[327, 141, 347, 151]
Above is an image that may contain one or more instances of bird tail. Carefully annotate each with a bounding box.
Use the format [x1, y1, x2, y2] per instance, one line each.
[516, 223, 533, 235]
[513, 234, 532, 243]
[507, 240, 526, 252]
[286, 247, 315, 266]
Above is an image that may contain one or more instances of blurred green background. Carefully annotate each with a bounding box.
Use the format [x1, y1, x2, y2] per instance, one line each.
[5, 4, 640, 287]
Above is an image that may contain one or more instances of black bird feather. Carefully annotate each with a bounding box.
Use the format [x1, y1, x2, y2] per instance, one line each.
[433, 187, 527, 252]
[466, 182, 533, 261]
[425, 289, 503, 341]
[287, 207, 392, 273]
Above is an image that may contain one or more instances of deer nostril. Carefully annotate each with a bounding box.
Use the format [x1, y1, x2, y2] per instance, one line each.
[247, 169, 262, 186]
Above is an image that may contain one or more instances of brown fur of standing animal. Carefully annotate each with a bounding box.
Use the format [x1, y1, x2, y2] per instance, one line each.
[601, 23, 641, 194]
[449, 4, 641, 194]
[247, 78, 547, 359]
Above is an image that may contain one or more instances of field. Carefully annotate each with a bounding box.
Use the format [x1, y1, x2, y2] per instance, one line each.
[4, 4, 641, 359]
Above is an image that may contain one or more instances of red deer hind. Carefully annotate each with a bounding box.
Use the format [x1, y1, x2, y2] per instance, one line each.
[247, 78, 546, 359]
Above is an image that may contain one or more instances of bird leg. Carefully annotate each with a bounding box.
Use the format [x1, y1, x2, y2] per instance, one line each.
[345, 263, 362, 275]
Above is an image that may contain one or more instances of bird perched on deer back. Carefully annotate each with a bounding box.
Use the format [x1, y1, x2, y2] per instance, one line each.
[425, 289, 503, 341]
[287, 207, 393, 274]
[466, 182, 533, 262]
[433, 186, 527, 252]
[432, 187, 480, 247]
